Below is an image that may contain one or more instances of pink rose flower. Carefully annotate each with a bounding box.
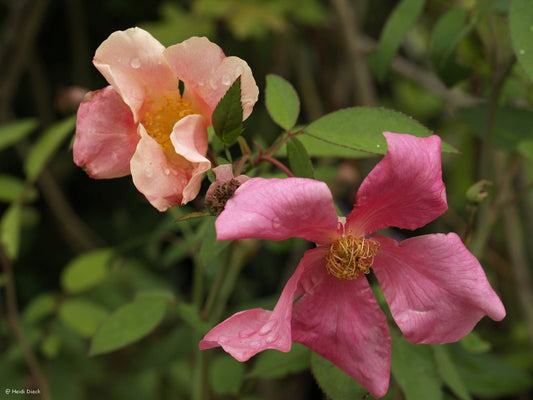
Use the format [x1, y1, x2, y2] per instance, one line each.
[73, 28, 258, 211]
[199, 132, 505, 398]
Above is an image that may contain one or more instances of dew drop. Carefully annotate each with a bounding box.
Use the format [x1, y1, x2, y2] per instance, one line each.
[145, 166, 154, 178]
[130, 58, 141, 69]
[265, 333, 278, 344]
[519, 49, 526, 55]
[259, 320, 277, 336]
[272, 217, 281, 230]
[209, 79, 218, 90]
[164, 168, 171, 176]
[239, 329, 255, 338]
[222, 74, 232, 86]
[376, 144, 380, 148]
[218, 335, 229, 344]
[198, 79, 205, 87]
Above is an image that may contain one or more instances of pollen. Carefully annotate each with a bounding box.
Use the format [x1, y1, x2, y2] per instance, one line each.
[325, 236, 380, 280]
[207, 179, 242, 215]
[141, 93, 194, 155]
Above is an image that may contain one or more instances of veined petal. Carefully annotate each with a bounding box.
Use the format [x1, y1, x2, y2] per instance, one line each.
[216, 178, 339, 245]
[93, 27, 177, 118]
[372, 233, 506, 344]
[73, 86, 138, 179]
[130, 126, 201, 211]
[292, 248, 391, 398]
[346, 133, 447, 236]
[164, 37, 258, 122]
[170, 114, 211, 204]
[199, 246, 316, 360]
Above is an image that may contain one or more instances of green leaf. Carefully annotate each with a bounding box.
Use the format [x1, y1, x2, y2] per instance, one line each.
[304, 107, 456, 155]
[248, 343, 309, 379]
[459, 105, 533, 151]
[24, 115, 76, 182]
[287, 137, 314, 178]
[265, 74, 300, 130]
[89, 298, 167, 356]
[61, 248, 115, 294]
[429, 7, 470, 86]
[0, 118, 37, 152]
[209, 354, 245, 395]
[59, 299, 109, 338]
[0, 203, 22, 260]
[23, 293, 57, 323]
[310, 352, 370, 399]
[448, 344, 533, 397]
[176, 302, 210, 334]
[199, 216, 231, 266]
[510, 0, 533, 81]
[391, 336, 442, 400]
[135, 288, 176, 302]
[367, 0, 425, 81]
[459, 331, 491, 353]
[432, 345, 472, 400]
[0, 174, 37, 203]
[212, 77, 244, 145]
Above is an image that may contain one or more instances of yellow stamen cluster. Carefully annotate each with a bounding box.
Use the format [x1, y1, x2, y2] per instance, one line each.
[325, 236, 380, 280]
[141, 94, 194, 155]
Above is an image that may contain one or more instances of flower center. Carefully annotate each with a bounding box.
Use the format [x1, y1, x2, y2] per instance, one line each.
[325, 236, 380, 280]
[141, 93, 194, 155]
[208, 179, 242, 215]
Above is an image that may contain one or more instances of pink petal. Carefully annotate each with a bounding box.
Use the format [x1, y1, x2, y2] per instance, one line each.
[170, 114, 211, 204]
[73, 86, 138, 179]
[372, 233, 506, 344]
[215, 178, 339, 245]
[130, 117, 209, 211]
[291, 249, 391, 399]
[199, 246, 314, 360]
[346, 133, 447, 236]
[93, 28, 177, 118]
[164, 37, 258, 122]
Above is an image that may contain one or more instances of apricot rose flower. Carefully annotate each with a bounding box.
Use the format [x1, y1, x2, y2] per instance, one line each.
[199, 132, 505, 398]
[73, 28, 258, 210]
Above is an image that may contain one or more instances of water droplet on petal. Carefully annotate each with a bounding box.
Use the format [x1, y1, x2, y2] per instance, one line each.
[265, 333, 278, 344]
[259, 320, 277, 336]
[218, 335, 229, 344]
[164, 168, 171, 176]
[130, 58, 141, 69]
[145, 166, 154, 178]
[198, 79, 205, 87]
[272, 217, 281, 230]
[239, 329, 255, 338]
[209, 79, 218, 90]
[222, 74, 232, 86]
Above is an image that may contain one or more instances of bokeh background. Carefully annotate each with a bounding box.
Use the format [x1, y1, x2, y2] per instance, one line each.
[1, 0, 532, 399]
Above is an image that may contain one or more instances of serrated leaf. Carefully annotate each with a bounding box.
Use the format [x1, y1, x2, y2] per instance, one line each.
[0, 203, 22, 260]
[89, 298, 167, 356]
[367, 0, 425, 81]
[265, 74, 300, 130]
[287, 137, 314, 178]
[432, 345, 472, 400]
[310, 352, 370, 399]
[391, 336, 442, 400]
[248, 343, 309, 379]
[209, 354, 245, 395]
[510, 0, 533, 81]
[0, 118, 37, 152]
[212, 77, 244, 145]
[304, 107, 456, 155]
[61, 248, 115, 294]
[24, 115, 76, 182]
[59, 299, 109, 338]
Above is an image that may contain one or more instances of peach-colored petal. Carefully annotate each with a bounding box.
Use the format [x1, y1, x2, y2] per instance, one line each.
[73, 86, 138, 178]
[130, 125, 203, 211]
[169, 114, 211, 204]
[93, 27, 177, 119]
[205, 164, 250, 201]
[164, 37, 258, 122]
